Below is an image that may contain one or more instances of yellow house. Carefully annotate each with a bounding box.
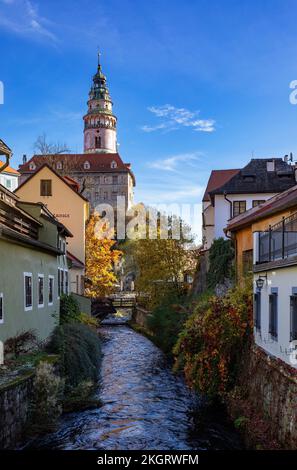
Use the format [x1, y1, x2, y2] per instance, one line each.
[226, 185, 297, 280]
[15, 164, 90, 295]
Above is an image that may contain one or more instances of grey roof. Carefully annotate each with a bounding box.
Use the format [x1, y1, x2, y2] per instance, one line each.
[209, 158, 296, 196]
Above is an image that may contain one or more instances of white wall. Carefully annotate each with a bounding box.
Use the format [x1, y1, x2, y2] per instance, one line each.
[214, 193, 277, 240]
[254, 266, 297, 368]
[0, 174, 18, 191]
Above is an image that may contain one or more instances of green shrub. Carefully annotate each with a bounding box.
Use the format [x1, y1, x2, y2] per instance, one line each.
[78, 312, 100, 329]
[174, 280, 253, 398]
[207, 238, 235, 289]
[147, 294, 189, 355]
[47, 323, 101, 391]
[59, 294, 81, 324]
[30, 361, 64, 433]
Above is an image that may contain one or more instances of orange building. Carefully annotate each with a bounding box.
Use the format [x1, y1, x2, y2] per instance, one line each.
[226, 184, 297, 279]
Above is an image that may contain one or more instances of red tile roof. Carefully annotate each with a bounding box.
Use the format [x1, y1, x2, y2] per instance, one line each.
[18, 153, 136, 186]
[67, 250, 85, 269]
[226, 184, 297, 232]
[0, 160, 20, 175]
[203, 169, 240, 202]
[15, 163, 89, 203]
[62, 175, 80, 192]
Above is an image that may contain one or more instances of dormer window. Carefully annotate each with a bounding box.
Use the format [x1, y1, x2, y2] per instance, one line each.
[111, 160, 117, 169]
[84, 161, 90, 170]
[267, 161, 275, 172]
[56, 161, 63, 170]
[29, 162, 36, 171]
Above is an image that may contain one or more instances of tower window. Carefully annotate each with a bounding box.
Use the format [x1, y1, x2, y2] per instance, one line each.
[111, 161, 117, 169]
[84, 161, 91, 170]
[95, 136, 101, 148]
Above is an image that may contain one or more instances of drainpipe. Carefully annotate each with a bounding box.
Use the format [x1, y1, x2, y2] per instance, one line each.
[224, 191, 232, 219]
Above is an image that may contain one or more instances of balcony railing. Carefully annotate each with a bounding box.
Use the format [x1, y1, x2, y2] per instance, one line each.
[0, 206, 39, 240]
[257, 211, 297, 264]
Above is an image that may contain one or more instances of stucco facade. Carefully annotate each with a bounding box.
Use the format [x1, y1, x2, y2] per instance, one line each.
[0, 186, 70, 349]
[15, 165, 89, 295]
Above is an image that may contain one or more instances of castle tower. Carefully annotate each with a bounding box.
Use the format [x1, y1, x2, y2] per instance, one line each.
[83, 52, 117, 153]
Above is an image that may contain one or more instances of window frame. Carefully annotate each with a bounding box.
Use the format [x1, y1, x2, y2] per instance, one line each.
[64, 270, 69, 295]
[269, 292, 278, 340]
[48, 275, 54, 306]
[254, 291, 261, 332]
[40, 179, 52, 197]
[24, 272, 33, 312]
[58, 268, 61, 298]
[38, 274, 44, 308]
[232, 200, 246, 218]
[252, 200, 265, 208]
[0, 293, 3, 324]
[290, 294, 297, 342]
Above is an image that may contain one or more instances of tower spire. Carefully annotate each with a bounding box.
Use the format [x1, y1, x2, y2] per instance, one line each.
[97, 48, 101, 69]
[83, 51, 117, 154]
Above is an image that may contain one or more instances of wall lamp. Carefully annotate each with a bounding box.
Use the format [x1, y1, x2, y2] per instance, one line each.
[256, 273, 268, 290]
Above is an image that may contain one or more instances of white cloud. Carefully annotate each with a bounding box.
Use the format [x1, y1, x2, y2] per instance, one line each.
[148, 152, 202, 172]
[0, 0, 58, 43]
[142, 104, 215, 133]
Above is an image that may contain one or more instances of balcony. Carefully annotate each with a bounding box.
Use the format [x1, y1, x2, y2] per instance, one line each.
[254, 211, 297, 268]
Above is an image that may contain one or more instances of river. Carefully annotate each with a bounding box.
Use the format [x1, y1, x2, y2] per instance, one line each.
[28, 323, 242, 450]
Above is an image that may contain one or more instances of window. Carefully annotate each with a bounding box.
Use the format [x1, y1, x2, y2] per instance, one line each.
[112, 175, 118, 184]
[0, 293, 3, 323]
[269, 292, 278, 339]
[252, 200, 265, 208]
[6, 179, 11, 189]
[56, 161, 63, 170]
[40, 179, 52, 196]
[38, 274, 44, 307]
[84, 161, 90, 170]
[48, 276, 54, 305]
[29, 162, 36, 171]
[95, 191, 99, 200]
[290, 294, 297, 341]
[254, 292, 261, 331]
[65, 271, 69, 294]
[233, 201, 246, 217]
[58, 269, 61, 298]
[61, 270, 64, 295]
[95, 136, 101, 148]
[111, 161, 117, 169]
[103, 191, 108, 200]
[111, 191, 117, 200]
[24, 273, 33, 311]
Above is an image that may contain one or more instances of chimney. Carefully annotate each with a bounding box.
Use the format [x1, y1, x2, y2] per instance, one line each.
[22, 154, 27, 164]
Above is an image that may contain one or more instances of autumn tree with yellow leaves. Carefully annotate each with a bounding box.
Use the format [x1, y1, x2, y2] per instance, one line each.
[85, 212, 122, 298]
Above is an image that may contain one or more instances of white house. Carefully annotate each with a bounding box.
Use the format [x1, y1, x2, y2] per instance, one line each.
[202, 158, 296, 251]
[0, 159, 19, 191]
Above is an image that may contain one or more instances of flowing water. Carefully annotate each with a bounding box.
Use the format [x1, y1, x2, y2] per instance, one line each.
[28, 321, 242, 450]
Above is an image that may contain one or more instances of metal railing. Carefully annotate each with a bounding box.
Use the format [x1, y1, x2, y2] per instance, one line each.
[258, 211, 297, 263]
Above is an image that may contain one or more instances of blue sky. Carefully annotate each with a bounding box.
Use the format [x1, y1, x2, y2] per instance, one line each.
[1, 0, 297, 241]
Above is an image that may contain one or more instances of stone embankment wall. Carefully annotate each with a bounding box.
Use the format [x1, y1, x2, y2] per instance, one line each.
[0, 371, 34, 449]
[228, 345, 297, 449]
[132, 306, 152, 328]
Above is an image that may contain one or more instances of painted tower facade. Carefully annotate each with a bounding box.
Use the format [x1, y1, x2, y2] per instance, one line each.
[83, 53, 117, 154]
